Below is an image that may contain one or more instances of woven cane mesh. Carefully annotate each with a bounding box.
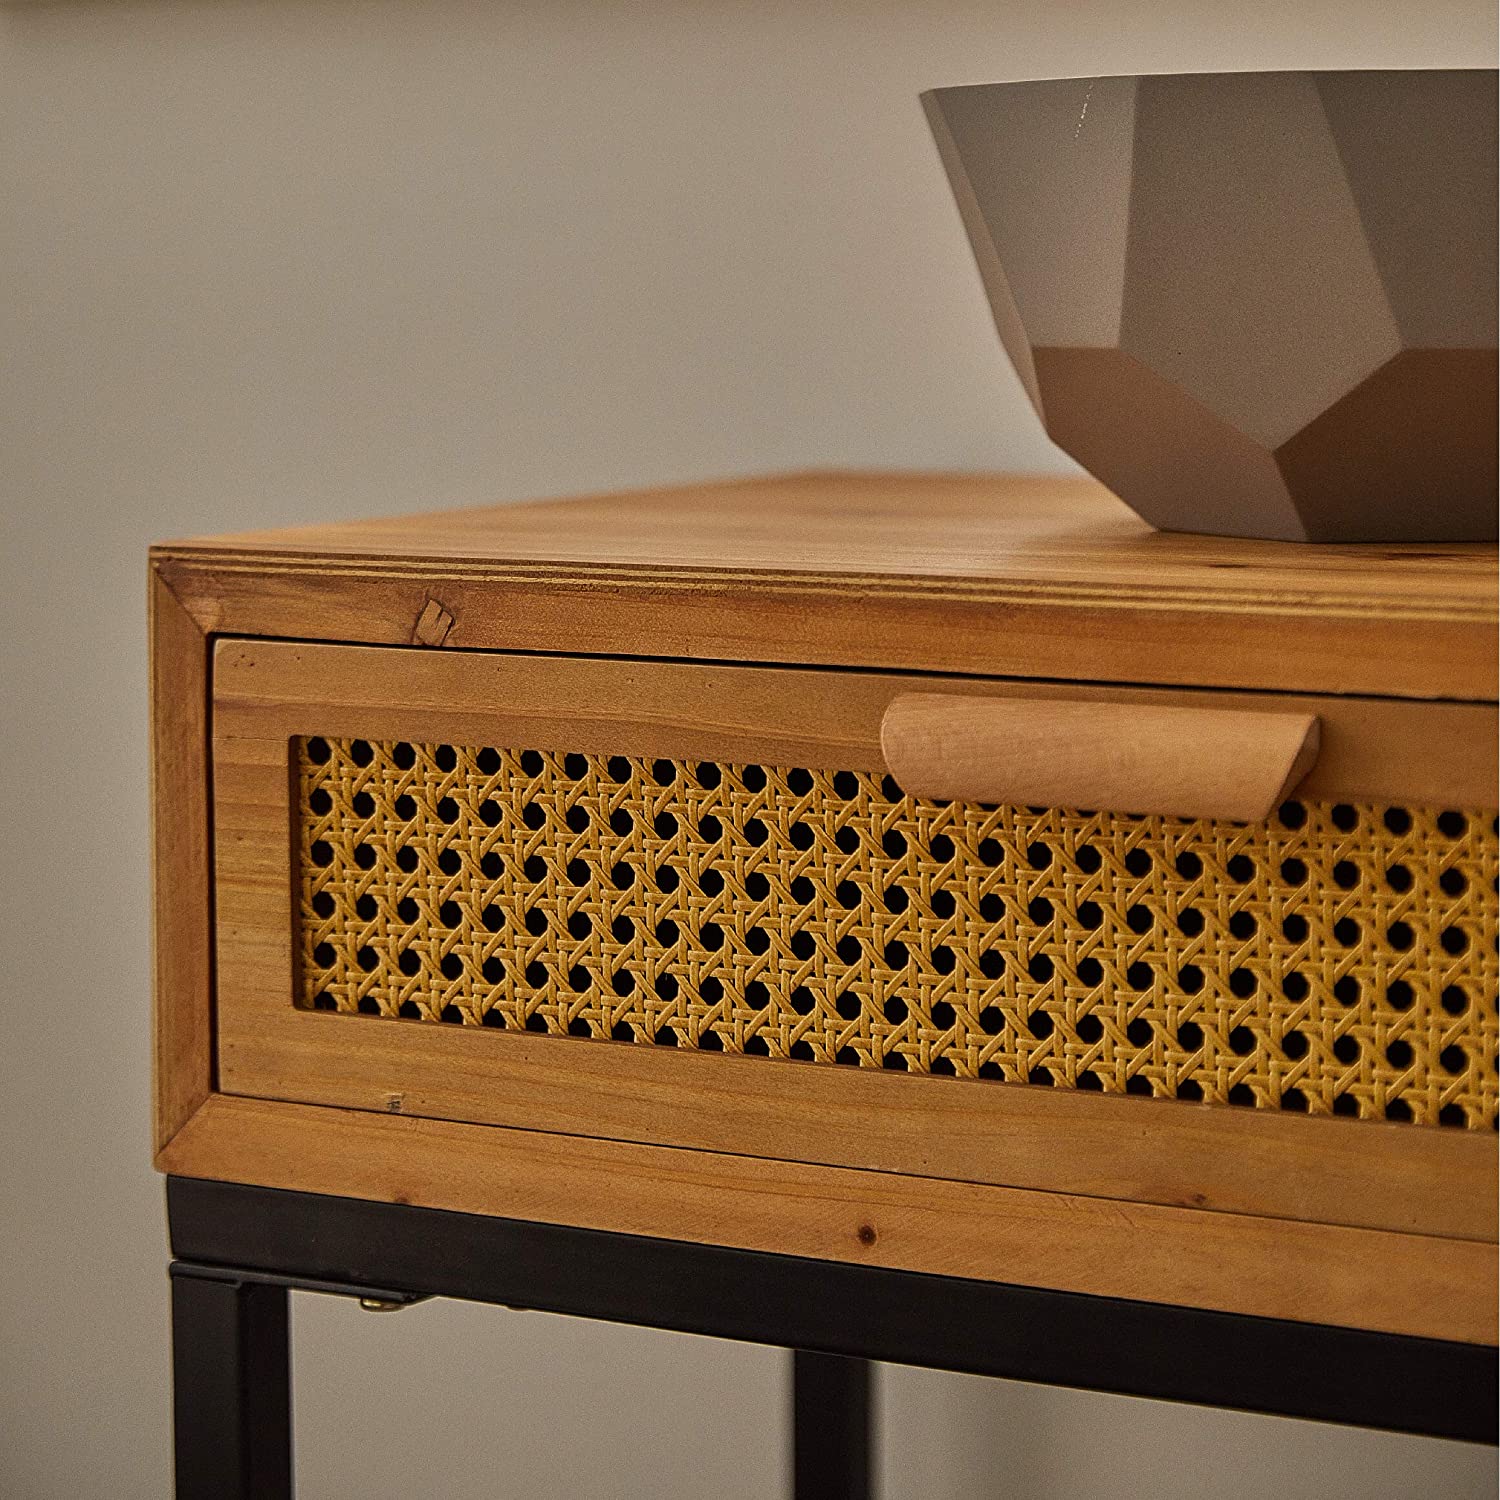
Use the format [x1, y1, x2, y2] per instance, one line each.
[295, 737, 1498, 1130]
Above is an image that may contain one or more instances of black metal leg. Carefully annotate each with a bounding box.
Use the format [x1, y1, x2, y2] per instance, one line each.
[171, 1266, 293, 1500]
[793, 1350, 872, 1500]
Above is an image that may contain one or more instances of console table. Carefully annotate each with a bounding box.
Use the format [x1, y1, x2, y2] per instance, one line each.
[150, 472, 1499, 1496]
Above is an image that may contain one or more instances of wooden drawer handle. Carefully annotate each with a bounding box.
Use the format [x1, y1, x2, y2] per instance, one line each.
[880, 695, 1320, 822]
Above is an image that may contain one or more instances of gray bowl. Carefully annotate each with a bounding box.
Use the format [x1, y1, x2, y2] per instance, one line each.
[923, 70, 1498, 542]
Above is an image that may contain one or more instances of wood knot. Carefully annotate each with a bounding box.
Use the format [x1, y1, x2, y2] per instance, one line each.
[411, 597, 455, 647]
[856, 1223, 877, 1247]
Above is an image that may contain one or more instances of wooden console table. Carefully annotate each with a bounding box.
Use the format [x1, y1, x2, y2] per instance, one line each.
[150, 472, 1499, 1496]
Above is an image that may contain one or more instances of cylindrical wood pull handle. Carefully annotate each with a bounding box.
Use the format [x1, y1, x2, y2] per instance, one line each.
[880, 694, 1320, 822]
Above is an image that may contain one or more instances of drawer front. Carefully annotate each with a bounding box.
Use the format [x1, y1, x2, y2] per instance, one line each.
[297, 735, 1496, 1128]
[212, 639, 1499, 1244]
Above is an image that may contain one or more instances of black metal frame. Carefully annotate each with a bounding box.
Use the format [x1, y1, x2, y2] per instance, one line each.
[166, 1175, 1497, 1499]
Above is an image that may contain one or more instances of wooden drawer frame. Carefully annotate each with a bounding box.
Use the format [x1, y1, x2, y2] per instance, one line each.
[165, 626, 1500, 1344]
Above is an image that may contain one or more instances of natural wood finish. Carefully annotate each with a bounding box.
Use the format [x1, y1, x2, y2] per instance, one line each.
[150, 569, 214, 1153]
[161, 555, 1498, 704]
[161, 471, 1496, 606]
[212, 640, 1500, 808]
[153, 471, 1499, 702]
[158, 1094, 1499, 1346]
[219, 1007, 1498, 1244]
[210, 639, 1497, 1242]
[882, 695, 1321, 820]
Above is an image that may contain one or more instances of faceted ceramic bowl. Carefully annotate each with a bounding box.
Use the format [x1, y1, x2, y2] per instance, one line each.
[923, 70, 1498, 541]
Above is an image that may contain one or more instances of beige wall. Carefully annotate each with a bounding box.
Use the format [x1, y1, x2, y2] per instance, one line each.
[1, 1, 1495, 1495]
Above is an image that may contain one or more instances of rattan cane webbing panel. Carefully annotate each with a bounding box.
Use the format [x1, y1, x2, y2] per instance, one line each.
[295, 736, 1498, 1130]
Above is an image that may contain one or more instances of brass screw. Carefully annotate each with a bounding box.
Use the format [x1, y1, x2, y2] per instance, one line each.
[358, 1297, 408, 1313]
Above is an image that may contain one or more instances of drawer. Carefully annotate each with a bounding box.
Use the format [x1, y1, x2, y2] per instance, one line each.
[206, 638, 1497, 1303]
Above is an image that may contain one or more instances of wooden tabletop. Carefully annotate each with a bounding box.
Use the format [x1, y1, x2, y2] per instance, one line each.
[153, 471, 1498, 701]
[165, 469, 1495, 612]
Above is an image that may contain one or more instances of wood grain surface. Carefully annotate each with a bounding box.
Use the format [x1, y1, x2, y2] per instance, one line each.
[150, 572, 213, 1152]
[212, 639, 1500, 807]
[158, 1094, 1499, 1345]
[210, 639, 1497, 1243]
[881, 694, 1321, 819]
[153, 471, 1498, 701]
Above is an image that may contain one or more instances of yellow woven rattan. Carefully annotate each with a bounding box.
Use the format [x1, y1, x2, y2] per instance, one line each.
[296, 736, 1498, 1130]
